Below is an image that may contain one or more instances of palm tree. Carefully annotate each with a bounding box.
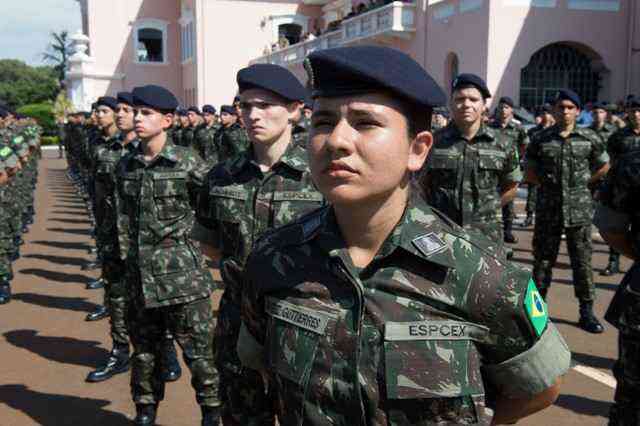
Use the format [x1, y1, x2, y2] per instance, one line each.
[42, 30, 72, 86]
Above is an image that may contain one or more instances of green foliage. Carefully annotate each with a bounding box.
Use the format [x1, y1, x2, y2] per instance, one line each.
[0, 60, 58, 110]
[17, 103, 56, 135]
[42, 31, 72, 85]
[41, 136, 60, 146]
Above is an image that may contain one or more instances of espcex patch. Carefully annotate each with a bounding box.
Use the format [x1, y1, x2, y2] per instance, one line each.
[524, 278, 548, 337]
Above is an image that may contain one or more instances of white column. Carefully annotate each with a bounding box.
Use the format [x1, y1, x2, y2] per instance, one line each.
[65, 30, 95, 112]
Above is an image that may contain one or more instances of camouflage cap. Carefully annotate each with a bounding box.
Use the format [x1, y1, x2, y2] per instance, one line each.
[10, 135, 29, 157]
[0, 145, 18, 168]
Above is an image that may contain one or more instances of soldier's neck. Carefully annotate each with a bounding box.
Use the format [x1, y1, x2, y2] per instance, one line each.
[141, 132, 167, 161]
[457, 119, 482, 141]
[102, 123, 118, 138]
[253, 129, 292, 172]
[558, 122, 576, 138]
[122, 130, 137, 145]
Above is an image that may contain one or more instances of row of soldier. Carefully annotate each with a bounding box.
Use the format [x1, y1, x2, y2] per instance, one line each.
[32, 45, 638, 425]
[0, 112, 41, 305]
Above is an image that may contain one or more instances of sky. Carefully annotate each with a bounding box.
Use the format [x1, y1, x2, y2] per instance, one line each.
[0, 0, 82, 66]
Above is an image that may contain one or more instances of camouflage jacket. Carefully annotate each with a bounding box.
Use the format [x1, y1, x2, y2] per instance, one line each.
[590, 122, 617, 150]
[168, 126, 183, 147]
[116, 137, 214, 308]
[292, 124, 308, 149]
[239, 196, 570, 425]
[420, 123, 521, 245]
[197, 142, 323, 303]
[217, 123, 250, 163]
[607, 126, 640, 163]
[489, 118, 530, 157]
[194, 123, 221, 163]
[526, 125, 608, 227]
[178, 126, 195, 148]
[95, 135, 138, 260]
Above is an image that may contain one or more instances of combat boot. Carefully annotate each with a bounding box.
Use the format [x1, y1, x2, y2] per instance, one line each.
[162, 339, 182, 382]
[85, 304, 109, 322]
[86, 277, 105, 290]
[601, 258, 620, 276]
[578, 300, 604, 334]
[0, 280, 11, 305]
[503, 229, 518, 244]
[82, 257, 102, 271]
[14, 235, 24, 246]
[134, 404, 158, 426]
[200, 406, 221, 426]
[86, 343, 130, 382]
[539, 287, 548, 301]
[522, 214, 533, 228]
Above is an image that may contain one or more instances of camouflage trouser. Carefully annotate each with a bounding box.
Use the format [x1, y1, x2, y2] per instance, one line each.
[103, 259, 129, 347]
[127, 296, 220, 407]
[609, 290, 640, 425]
[0, 252, 12, 282]
[532, 221, 595, 301]
[526, 184, 537, 215]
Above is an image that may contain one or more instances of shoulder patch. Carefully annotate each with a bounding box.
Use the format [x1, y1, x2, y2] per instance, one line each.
[0, 146, 11, 157]
[412, 232, 447, 257]
[524, 279, 548, 337]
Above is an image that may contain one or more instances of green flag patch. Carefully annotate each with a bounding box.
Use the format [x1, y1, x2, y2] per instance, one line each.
[524, 278, 548, 337]
[0, 146, 11, 157]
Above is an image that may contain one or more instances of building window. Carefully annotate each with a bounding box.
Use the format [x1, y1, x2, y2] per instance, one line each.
[133, 19, 169, 64]
[519, 42, 604, 109]
[180, 12, 195, 63]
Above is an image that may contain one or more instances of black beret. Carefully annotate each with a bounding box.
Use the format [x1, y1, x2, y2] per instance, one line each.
[305, 46, 445, 109]
[541, 103, 553, 114]
[202, 105, 216, 114]
[433, 106, 449, 118]
[91, 102, 98, 110]
[0, 109, 8, 118]
[237, 63, 307, 102]
[592, 101, 608, 110]
[175, 107, 187, 116]
[452, 73, 491, 99]
[498, 96, 515, 108]
[187, 106, 202, 115]
[626, 96, 640, 108]
[83, 112, 92, 118]
[117, 92, 134, 106]
[220, 105, 236, 115]
[233, 96, 241, 104]
[132, 85, 179, 113]
[554, 89, 581, 109]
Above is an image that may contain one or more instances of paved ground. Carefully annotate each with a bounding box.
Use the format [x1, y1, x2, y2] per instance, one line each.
[0, 151, 626, 425]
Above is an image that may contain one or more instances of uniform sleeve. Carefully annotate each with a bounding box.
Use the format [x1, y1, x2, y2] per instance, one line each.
[500, 139, 522, 186]
[518, 127, 530, 155]
[114, 160, 130, 261]
[524, 136, 540, 174]
[238, 254, 268, 371]
[589, 133, 609, 172]
[594, 159, 634, 233]
[479, 264, 571, 398]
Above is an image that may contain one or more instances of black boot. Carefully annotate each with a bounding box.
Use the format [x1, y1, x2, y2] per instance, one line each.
[522, 214, 534, 228]
[601, 258, 620, 276]
[86, 277, 105, 290]
[21, 224, 29, 234]
[87, 246, 97, 255]
[201, 406, 221, 426]
[14, 236, 24, 246]
[86, 344, 130, 382]
[82, 258, 102, 271]
[162, 339, 182, 382]
[0, 281, 11, 305]
[578, 300, 604, 334]
[539, 287, 548, 301]
[134, 404, 158, 426]
[85, 305, 109, 322]
[9, 251, 19, 262]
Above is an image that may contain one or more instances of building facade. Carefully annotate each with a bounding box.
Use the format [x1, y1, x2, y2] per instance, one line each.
[68, 0, 640, 111]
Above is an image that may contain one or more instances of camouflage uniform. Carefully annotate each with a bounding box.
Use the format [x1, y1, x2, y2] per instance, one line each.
[216, 123, 250, 163]
[526, 125, 608, 300]
[420, 123, 522, 248]
[524, 124, 549, 220]
[197, 142, 324, 425]
[193, 123, 221, 164]
[0, 145, 18, 288]
[116, 137, 220, 408]
[489, 119, 529, 238]
[593, 150, 640, 425]
[177, 125, 195, 148]
[239, 197, 571, 425]
[292, 123, 309, 149]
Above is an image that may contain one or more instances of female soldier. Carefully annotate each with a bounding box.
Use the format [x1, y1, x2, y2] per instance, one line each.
[238, 46, 570, 425]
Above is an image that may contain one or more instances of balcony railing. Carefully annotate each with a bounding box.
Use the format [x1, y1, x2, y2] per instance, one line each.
[252, 1, 416, 66]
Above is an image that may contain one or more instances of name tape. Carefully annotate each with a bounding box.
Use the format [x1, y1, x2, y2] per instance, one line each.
[385, 320, 489, 341]
[266, 299, 335, 335]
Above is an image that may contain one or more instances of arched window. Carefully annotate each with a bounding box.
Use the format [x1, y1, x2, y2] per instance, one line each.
[133, 19, 169, 64]
[520, 42, 605, 109]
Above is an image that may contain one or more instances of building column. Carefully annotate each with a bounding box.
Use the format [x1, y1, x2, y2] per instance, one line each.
[65, 30, 96, 112]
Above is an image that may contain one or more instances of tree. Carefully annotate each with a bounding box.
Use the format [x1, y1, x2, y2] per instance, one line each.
[0, 60, 58, 110]
[42, 30, 72, 85]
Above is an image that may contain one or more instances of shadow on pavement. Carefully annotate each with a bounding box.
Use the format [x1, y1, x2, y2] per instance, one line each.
[3, 330, 109, 368]
[19, 268, 91, 285]
[571, 351, 615, 371]
[13, 293, 99, 313]
[24, 253, 90, 268]
[554, 394, 612, 418]
[52, 204, 86, 210]
[50, 210, 86, 216]
[0, 384, 130, 426]
[47, 227, 92, 236]
[32, 239, 92, 251]
[553, 278, 618, 292]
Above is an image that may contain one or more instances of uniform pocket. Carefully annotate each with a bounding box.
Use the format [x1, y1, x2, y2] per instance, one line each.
[208, 186, 248, 224]
[153, 173, 188, 220]
[428, 154, 459, 188]
[151, 244, 201, 301]
[272, 191, 323, 228]
[477, 150, 505, 189]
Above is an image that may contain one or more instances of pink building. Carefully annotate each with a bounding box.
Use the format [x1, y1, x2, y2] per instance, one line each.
[67, 0, 640, 111]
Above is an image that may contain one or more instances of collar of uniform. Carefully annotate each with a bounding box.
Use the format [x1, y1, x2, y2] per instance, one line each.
[233, 141, 307, 175]
[314, 196, 456, 271]
[548, 124, 582, 138]
[447, 122, 495, 142]
[132, 136, 179, 164]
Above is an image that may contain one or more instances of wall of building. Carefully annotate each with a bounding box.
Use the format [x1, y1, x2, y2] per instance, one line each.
[84, 0, 182, 100]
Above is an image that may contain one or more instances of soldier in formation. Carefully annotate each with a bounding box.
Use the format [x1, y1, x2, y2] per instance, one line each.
[238, 45, 569, 425]
[196, 63, 323, 424]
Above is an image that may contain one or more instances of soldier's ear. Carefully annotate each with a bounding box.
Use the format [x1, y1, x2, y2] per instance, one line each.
[409, 131, 433, 173]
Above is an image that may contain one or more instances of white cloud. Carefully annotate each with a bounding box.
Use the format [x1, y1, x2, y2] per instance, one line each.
[0, 0, 82, 65]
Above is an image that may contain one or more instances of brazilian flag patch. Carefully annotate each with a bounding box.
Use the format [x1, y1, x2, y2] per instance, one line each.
[524, 278, 548, 337]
